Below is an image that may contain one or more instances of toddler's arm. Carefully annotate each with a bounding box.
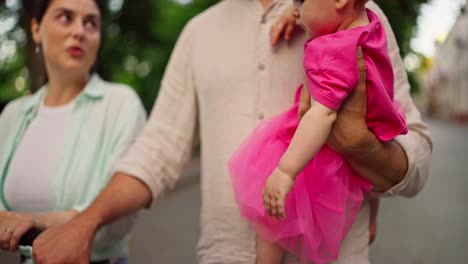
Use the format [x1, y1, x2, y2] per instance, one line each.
[263, 98, 337, 219]
[279, 99, 337, 178]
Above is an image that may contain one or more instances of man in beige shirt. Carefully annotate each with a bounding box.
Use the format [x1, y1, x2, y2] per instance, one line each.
[32, 1, 432, 263]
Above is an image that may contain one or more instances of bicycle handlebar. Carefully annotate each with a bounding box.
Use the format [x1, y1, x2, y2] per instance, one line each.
[18, 228, 108, 264]
[19, 228, 42, 246]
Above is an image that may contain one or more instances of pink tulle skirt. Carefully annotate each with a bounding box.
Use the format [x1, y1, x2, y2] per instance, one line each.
[228, 91, 372, 264]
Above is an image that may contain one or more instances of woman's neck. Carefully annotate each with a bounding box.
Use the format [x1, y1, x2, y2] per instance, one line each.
[44, 72, 89, 107]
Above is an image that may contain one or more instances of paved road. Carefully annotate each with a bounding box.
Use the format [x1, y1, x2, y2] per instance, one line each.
[131, 117, 468, 264]
[369, 118, 468, 264]
[130, 117, 468, 264]
[2, 117, 467, 263]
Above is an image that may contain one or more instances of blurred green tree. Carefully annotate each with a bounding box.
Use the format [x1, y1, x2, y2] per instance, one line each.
[0, 0, 218, 111]
[374, 0, 430, 94]
[374, 0, 429, 56]
[0, 0, 428, 112]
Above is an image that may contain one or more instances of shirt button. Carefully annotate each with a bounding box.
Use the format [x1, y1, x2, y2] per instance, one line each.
[258, 64, 265, 71]
[261, 17, 267, 24]
[257, 112, 264, 120]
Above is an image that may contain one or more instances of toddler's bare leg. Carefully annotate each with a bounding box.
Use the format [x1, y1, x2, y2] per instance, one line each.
[256, 236, 285, 264]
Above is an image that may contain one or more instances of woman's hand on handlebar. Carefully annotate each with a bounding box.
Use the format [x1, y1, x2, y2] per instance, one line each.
[0, 210, 78, 252]
[0, 211, 35, 252]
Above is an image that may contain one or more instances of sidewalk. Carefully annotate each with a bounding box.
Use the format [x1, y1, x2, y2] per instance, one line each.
[128, 155, 201, 263]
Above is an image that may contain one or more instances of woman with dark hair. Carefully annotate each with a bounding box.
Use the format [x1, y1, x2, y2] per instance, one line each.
[0, 0, 146, 263]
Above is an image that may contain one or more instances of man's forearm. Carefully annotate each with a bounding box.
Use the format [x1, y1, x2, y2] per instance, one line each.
[76, 172, 152, 232]
[346, 139, 408, 193]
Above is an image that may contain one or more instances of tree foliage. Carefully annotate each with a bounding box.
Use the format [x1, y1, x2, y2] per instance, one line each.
[374, 0, 430, 94]
[374, 0, 429, 56]
[0, 0, 219, 111]
[0, 0, 428, 111]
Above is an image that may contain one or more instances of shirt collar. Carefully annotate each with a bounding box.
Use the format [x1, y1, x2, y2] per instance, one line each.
[22, 73, 105, 113]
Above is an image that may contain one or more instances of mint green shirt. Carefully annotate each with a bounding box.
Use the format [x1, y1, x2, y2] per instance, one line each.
[0, 74, 146, 262]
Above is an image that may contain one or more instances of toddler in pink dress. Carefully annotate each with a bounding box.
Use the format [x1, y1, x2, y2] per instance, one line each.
[228, 0, 408, 263]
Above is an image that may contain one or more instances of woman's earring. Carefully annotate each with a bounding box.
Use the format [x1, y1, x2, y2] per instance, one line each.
[35, 46, 40, 54]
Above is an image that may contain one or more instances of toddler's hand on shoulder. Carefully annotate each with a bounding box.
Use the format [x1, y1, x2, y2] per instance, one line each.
[262, 167, 295, 220]
[270, 5, 301, 46]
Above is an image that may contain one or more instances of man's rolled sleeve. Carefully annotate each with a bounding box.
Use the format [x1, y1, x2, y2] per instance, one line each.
[116, 20, 199, 204]
[385, 130, 432, 197]
[367, 1, 433, 197]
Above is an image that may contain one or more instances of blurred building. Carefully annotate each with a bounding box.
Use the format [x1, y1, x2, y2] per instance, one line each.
[420, 2, 468, 121]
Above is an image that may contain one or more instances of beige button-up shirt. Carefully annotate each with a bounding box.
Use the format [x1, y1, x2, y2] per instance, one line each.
[117, 1, 432, 263]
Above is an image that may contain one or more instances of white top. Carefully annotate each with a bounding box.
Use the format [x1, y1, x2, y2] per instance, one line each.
[4, 97, 75, 213]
